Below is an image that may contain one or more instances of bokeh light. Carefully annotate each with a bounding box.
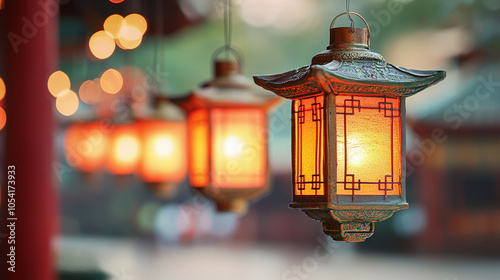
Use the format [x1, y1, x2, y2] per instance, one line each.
[47, 70, 71, 97]
[118, 21, 142, 41]
[100, 69, 123, 94]
[0, 77, 5, 101]
[79, 79, 103, 104]
[0, 107, 6, 130]
[103, 14, 124, 38]
[116, 35, 142, 50]
[239, 0, 316, 33]
[109, 0, 124, 3]
[89, 30, 115, 60]
[123, 14, 147, 36]
[56, 90, 79, 116]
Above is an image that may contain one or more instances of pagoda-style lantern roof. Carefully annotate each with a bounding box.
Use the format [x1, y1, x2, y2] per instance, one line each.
[253, 12, 446, 242]
[254, 14, 445, 99]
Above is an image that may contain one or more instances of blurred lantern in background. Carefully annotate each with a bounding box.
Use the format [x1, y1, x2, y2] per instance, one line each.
[106, 123, 141, 175]
[174, 50, 281, 213]
[137, 98, 187, 197]
[254, 12, 446, 241]
[64, 122, 108, 173]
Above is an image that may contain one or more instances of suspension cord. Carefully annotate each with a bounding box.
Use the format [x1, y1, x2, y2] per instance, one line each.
[346, 0, 355, 31]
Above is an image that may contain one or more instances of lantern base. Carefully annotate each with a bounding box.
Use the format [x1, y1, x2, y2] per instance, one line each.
[216, 199, 248, 214]
[145, 181, 180, 198]
[322, 221, 374, 242]
[299, 207, 404, 242]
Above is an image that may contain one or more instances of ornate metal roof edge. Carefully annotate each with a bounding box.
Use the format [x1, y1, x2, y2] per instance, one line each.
[254, 61, 446, 99]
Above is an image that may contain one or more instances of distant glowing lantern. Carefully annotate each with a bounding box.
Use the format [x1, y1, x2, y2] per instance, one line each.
[137, 99, 187, 197]
[64, 122, 108, 173]
[254, 12, 446, 241]
[174, 51, 281, 213]
[106, 123, 141, 175]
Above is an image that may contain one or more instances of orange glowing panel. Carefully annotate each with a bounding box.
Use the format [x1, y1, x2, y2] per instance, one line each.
[211, 108, 267, 188]
[0, 107, 6, 131]
[107, 124, 141, 175]
[187, 110, 210, 187]
[64, 122, 108, 172]
[336, 95, 401, 196]
[292, 95, 325, 196]
[138, 120, 187, 183]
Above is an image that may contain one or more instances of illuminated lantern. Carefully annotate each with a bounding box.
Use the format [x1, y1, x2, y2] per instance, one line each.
[254, 12, 446, 241]
[137, 99, 187, 197]
[106, 123, 141, 175]
[64, 122, 108, 173]
[174, 54, 281, 213]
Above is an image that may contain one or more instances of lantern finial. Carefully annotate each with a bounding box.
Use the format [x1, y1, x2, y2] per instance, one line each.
[329, 12, 370, 49]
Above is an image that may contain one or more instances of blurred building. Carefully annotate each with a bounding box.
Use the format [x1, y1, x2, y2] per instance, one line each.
[410, 61, 500, 255]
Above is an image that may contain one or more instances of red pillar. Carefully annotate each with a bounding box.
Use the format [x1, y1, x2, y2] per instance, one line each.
[1, 0, 58, 279]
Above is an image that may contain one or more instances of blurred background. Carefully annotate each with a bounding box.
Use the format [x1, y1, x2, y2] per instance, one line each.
[1, 0, 500, 279]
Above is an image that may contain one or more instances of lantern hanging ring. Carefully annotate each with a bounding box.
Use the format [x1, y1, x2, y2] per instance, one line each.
[330, 12, 370, 46]
[212, 45, 244, 65]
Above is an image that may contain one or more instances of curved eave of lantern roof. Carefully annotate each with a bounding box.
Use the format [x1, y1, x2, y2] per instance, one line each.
[254, 59, 446, 99]
[171, 76, 282, 112]
[133, 95, 186, 121]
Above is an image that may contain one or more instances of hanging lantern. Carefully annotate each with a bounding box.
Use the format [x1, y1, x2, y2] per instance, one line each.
[106, 122, 141, 175]
[254, 12, 446, 241]
[174, 50, 281, 213]
[136, 99, 187, 197]
[64, 121, 108, 173]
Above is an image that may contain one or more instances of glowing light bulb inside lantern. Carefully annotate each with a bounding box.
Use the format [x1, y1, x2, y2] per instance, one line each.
[337, 135, 367, 169]
[224, 136, 244, 158]
[115, 135, 140, 162]
[154, 136, 174, 158]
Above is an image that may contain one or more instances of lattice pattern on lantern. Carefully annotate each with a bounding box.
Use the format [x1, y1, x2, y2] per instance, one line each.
[188, 108, 267, 188]
[293, 95, 325, 196]
[336, 95, 402, 196]
[188, 109, 210, 187]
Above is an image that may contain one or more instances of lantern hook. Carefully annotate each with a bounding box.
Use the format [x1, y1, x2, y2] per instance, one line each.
[212, 45, 243, 65]
[330, 12, 371, 47]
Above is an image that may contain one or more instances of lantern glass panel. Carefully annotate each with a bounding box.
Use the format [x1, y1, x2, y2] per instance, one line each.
[65, 122, 107, 172]
[107, 124, 141, 175]
[188, 109, 210, 187]
[293, 95, 325, 196]
[139, 120, 187, 182]
[211, 108, 267, 188]
[336, 95, 402, 196]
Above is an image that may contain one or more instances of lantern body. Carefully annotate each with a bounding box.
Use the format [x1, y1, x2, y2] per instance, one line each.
[292, 94, 402, 199]
[136, 99, 188, 197]
[106, 123, 141, 175]
[137, 119, 187, 183]
[175, 61, 280, 213]
[254, 20, 445, 241]
[64, 121, 108, 173]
